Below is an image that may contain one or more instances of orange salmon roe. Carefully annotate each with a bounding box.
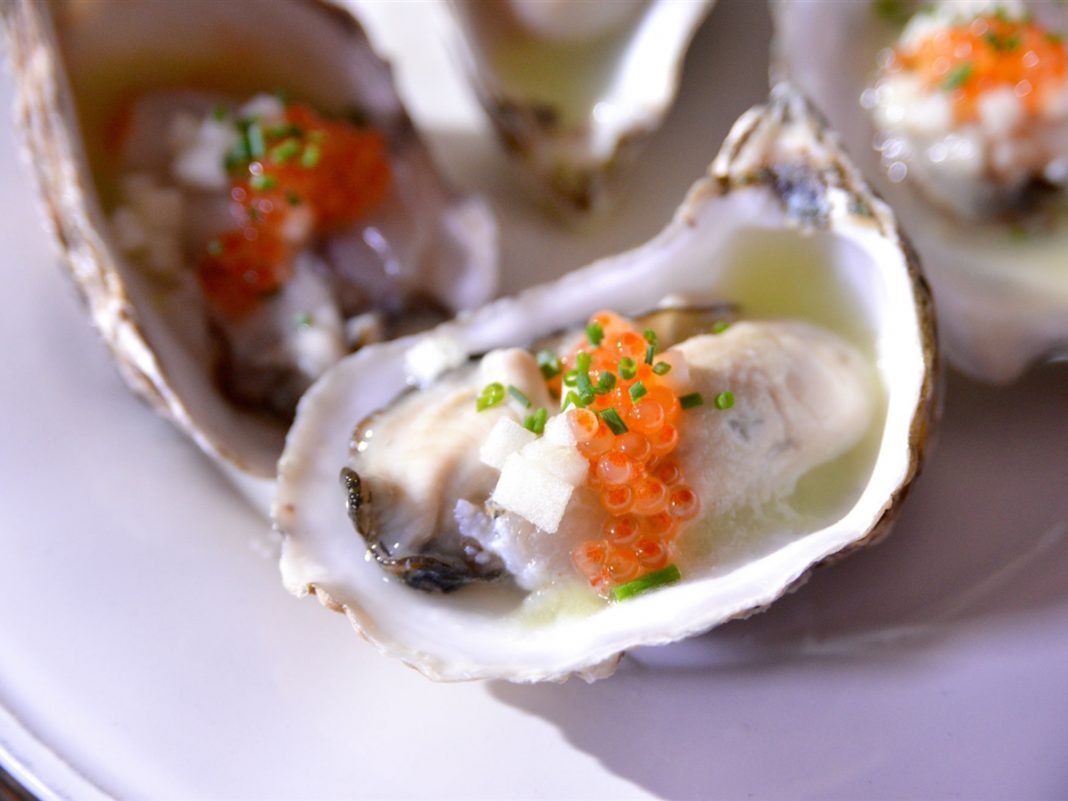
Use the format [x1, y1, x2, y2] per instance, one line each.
[199, 103, 391, 318]
[894, 12, 1068, 122]
[566, 311, 701, 596]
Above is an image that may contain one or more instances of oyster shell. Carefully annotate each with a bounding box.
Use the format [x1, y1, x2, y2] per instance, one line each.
[2, 0, 497, 507]
[275, 85, 937, 683]
[448, 0, 715, 214]
[774, 0, 1068, 381]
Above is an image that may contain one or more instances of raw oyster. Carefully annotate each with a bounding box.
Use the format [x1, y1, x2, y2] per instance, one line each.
[448, 0, 714, 214]
[275, 85, 937, 683]
[2, 0, 497, 507]
[774, 0, 1068, 381]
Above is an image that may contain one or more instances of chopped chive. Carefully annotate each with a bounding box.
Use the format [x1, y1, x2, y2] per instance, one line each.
[679, 392, 704, 410]
[611, 564, 681, 601]
[285, 190, 302, 206]
[537, 350, 562, 379]
[711, 320, 731, 334]
[211, 104, 227, 122]
[207, 239, 223, 257]
[580, 391, 596, 407]
[532, 407, 548, 434]
[618, 357, 637, 380]
[643, 329, 658, 348]
[507, 385, 532, 409]
[629, 381, 648, 402]
[576, 351, 591, 374]
[269, 138, 301, 164]
[562, 390, 586, 410]
[942, 62, 973, 91]
[586, 322, 604, 347]
[576, 372, 594, 397]
[249, 173, 278, 191]
[266, 123, 303, 140]
[246, 122, 266, 159]
[301, 142, 322, 168]
[594, 372, 616, 394]
[644, 343, 656, 365]
[293, 311, 313, 328]
[476, 382, 505, 411]
[714, 391, 735, 410]
[601, 408, 628, 435]
[652, 361, 671, 376]
[563, 369, 579, 387]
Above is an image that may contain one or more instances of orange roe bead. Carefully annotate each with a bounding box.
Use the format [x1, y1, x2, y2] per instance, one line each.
[605, 546, 641, 584]
[603, 515, 640, 545]
[612, 331, 648, 362]
[602, 484, 634, 516]
[572, 540, 608, 579]
[578, 422, 614, 458]
[654, 460, 682, 487]
[568, 408, 600, 442]
[642, 511, 678, 541]
[627, 398, 666, 435]
[613, 431, 652, 464]
[645, 385, 681, 422]
[648, 424, 679, 458]
[631, 476, 668, 515]
[668, 486, 701, 520]
[633, 536, 670, 571]
[595, 451, 639, 485]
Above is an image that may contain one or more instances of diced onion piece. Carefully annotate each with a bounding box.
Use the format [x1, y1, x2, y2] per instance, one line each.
[492, 453, 573, 533]
[480, 417, 538, 471]
[520, 436, 589, 486]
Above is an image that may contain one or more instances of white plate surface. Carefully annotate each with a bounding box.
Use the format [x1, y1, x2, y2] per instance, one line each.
[1, 2, 1067, 799]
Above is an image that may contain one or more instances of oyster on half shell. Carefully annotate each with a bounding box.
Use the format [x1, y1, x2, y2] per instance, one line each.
[2, 0, 497, 509]
[448, 0, 714, 214]
[275, 85, 937, 683]
[774, 0, 1068, 381]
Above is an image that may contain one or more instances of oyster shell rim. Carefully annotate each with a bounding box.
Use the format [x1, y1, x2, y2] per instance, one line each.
[275, 83, 939, 683]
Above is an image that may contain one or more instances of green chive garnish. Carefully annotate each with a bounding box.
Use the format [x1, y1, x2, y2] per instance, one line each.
[586, 322, 604, 346]
[629, 381, 648, 402]
[652, 362, 671, 376]
[601, 408, 628, 435]
[644, 344, 656, 365]
[285, 190, 302, 206]
[508, 385, 532, 409]
[618, 357, 637, 380]
[249, 173, 278, 191]
[537, 350, 562, 379]
[576, 372, 594, 398]
[680, 392, 704, 410]
[714, 391, 735, 410]
[269, 138, 301, 164]
[595, 372, 616, 394]
[293, 311, 313, 328]
[207, 239, 223, 257]
[562, 391, 586, 410]
[611, 564, 682, 601]
[246, 123, 266, 160]
[563, 369, 579, 387]
[576, 351, 591, 374]
[711, 320, 731, 334]
[523, 407, 548, 435]
[942, 62, 973, 91]
[301, 142, 322, 168]
[476, 382, 505, 411]
[643, 329, 658, 347]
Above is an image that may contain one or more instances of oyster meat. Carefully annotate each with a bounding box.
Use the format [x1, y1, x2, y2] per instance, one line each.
[275, 85, 937, 682]
[448, 0, 714, 214]
[774, 0, 1068, 381]
[2, 0, 497, 507]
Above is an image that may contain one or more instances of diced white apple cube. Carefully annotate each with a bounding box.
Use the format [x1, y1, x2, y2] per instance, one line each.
[492, 454, 573, 533]
[520, 437, 588, 486]
[480, 417, 537, 470]
[542, 412, 577, 447]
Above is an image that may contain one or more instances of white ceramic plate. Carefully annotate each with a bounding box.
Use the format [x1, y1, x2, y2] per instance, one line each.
[2, 2, 1067, 799]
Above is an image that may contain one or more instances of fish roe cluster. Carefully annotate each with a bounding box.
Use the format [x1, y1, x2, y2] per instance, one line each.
[562, 311, 701, 596]
[199, 103, 391, 318]
[893, 11, 1068, 122]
